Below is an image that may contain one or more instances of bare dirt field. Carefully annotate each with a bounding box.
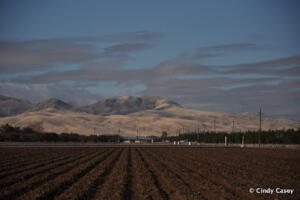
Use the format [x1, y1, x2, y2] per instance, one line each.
[0, 146, 299, 200]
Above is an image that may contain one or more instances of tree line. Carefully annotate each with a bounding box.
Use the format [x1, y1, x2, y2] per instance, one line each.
[0, 124, 123, 142]
[1, 123, 299, 144]
[166, 129, 300, 144]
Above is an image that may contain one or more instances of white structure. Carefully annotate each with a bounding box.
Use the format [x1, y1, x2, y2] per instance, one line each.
[241, 135, 244, 148]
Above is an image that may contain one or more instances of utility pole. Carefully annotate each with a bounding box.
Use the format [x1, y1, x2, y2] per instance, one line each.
[259, 108, 263, 147]
[259, 108, 262, 132]
[213, 120, 216, 132]
[232, 120, 235, 133]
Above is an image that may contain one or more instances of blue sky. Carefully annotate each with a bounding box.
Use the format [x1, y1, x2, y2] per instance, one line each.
[0, 0, 300, 120]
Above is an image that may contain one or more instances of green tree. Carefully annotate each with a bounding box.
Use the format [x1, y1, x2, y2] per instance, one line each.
[161, 131, 168, 139]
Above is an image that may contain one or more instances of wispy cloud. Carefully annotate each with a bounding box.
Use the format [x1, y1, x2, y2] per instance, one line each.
[198, 43, 259, 52]
[226, 54, 300, 71]
[0, 31, 162, 73]
[0, 81, 100, 105]
[0, 40, 97, 72]
[104, 43, 152, 54]
[96, 30, 163, 42]
[218, 55, 300, 81]
[171, 43, 263, 62]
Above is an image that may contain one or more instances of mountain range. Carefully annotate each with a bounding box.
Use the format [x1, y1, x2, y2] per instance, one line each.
[0, 95, 180, 116]
[0, 94, 298, 137]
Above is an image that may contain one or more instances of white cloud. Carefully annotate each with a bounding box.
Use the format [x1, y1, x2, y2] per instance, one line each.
[0, 81, 100, 105]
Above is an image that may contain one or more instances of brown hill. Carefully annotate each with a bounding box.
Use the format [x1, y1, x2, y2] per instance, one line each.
[29, 98, 76, 112]
[0, 95, 32, 117]
[0, 96, 298, 137]
[82, 96, 181, 115]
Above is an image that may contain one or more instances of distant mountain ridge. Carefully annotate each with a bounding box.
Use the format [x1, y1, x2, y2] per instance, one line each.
[0, 94, 181, 117]
[29, 98, 75, 112]
[82, 96, 181, 115]
[0, 94, 298, 136]
[0, 95, 32, 117]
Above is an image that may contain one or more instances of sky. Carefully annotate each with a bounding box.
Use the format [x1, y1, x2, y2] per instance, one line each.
[0, 0, 300, 120]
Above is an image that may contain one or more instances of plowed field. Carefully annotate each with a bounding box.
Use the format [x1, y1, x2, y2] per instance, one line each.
[0, 147, 299, 200]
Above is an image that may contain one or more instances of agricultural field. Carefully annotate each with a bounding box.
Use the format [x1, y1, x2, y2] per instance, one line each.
[0, 146, 299, 200]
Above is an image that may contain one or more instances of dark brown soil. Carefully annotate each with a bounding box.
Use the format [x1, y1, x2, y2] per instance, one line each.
[0, 147, 299, 200]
